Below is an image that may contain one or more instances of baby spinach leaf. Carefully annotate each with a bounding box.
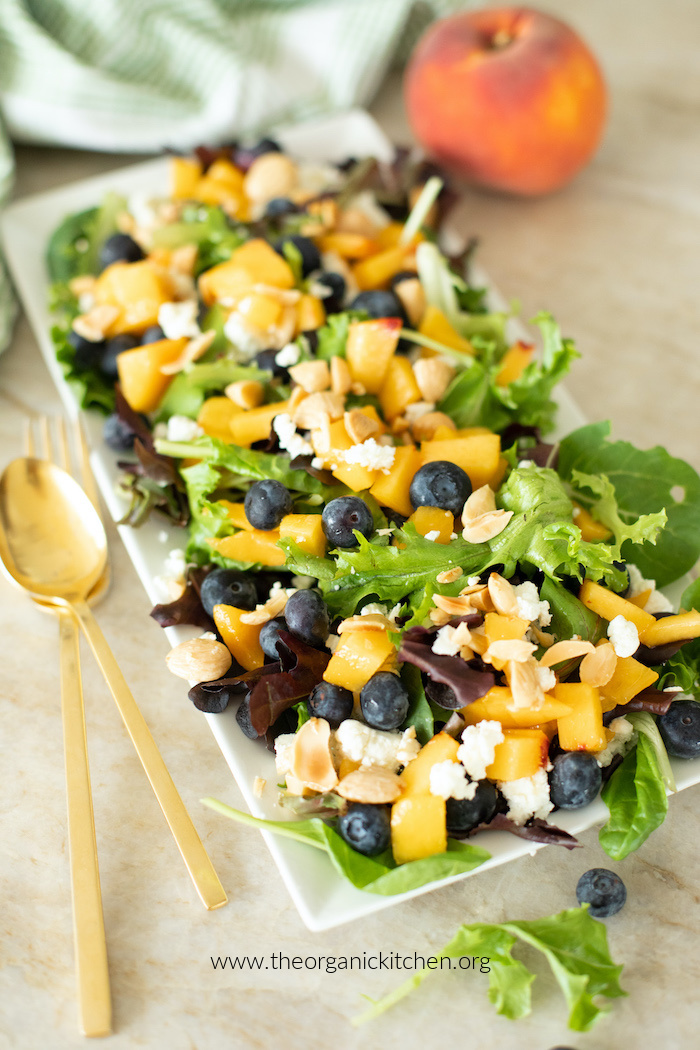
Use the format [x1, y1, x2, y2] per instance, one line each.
[599, 717, 669, 860]
[399, 663, 434, 744]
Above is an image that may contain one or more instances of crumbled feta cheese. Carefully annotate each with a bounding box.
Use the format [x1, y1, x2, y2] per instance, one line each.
[158, 299, 201, 341]
[78, 291, 95, 313]
[467, 576, 481, 587]
[361, 603, 389, 617]
[224, 311, 268, 360]
[517, 459, 536, 469]
[424, 530, 440, 542]
[429, 760, 478, 801]
[274, 733, 298, 776]
[536, 665, 557, 693]
[404, 401, 435, 424]
[152, 422, 168, 440]
[334, 721, 420, 773]
[310, 457, 324, 470]
[457, 721, 504, 781]
[513, 581, 552, 627]
[644, 590, 674, 614]
[608, 615, 640, 658]
[269, 580, 297, 601]
[498, 768, 553, 826]
[595, 716, 637, 767]
[326, 633, 340, 654]
[626, 564, 674, 614]
[128, 191, 159, 230]
[153, 548, 188, 602]
[199, 632, 217, 641]
[165, 414, 204, 442]
[275, 342, 301, 367]
[272, 413, 313, 457]
[432, 624, 463, 657]
[342, 438, 396, 474]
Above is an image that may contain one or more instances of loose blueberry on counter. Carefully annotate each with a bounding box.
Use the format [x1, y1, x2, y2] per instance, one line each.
[348, 289, 408, 326]
[307, 681, 354, 727]
[244, 479, 293, 530]
[68, 328, 105, 370]
[99, 232, 144, 270]
[100, 333, 138, 380]
[446, 780, 498, 834]
[200, 569, 258, 616]
[259, 617, 288, 660]
[658, 699, 700, 759]
[140, 324, 165, 344]
[284, 589, 329, 647]
[103, 412, 145, 452]
[409, 460, 472, 515]
[273, 234, 321, 278]
[234, 137, 281, 171]
[235, 695, 259, 739]
[360, 672, 409, 731]
[321, 496, 374, 548]
[264, 196, 298, 219]
[576, 868, 627, 918]
[255, 348, 289, 380]
[337, 803, 391, 857]
[549, 751, 602, 809]
[314, 271, 345, 314]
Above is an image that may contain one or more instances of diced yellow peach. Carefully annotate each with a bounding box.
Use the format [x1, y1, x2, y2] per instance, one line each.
[399, 733, 459, 794]
[421, 433, 501, 491]
[555, 682, 606, 752]
[228, 400, 290, 447]
[322, 419, 378, 492]
[356, 404, 387, 434]
[213, 604, 264, 670]
[317, 233, 379, 259]
[236, 292, 283, 330]
[170, 156, 202, 199]
[323, 630, 396, 692]
[495, 341, 534, 387]
[198, 239, 295, 305]
[279, 514, 326, 558]
[346, 317, 402, 394]
[627, 588, 653, 609]
[295, 294, 326, 333]
[483, 613, 530, 645]
[462, 687, 573, 729]
[600, 656, 659, 711]
[391, 794, 446, 865]
[95, 260, 170, 335]
[639, 610, 700, 647]
[204, 158, 245, 191]
[352, 246, 408, 291]
[207, 529, 285, 567]
[369, 444, 421, 517]
[486, 729, 550, 780]
[376, 222, 424, 250]
[196, 396, 242, 442]
[419, 306, 474, 356]
[579, 580, 656, 633]
[379, 355, 422, 420]
[408, 505, 453, 544]
[217, 501, 253, 530]
[116, 337, 188, 413]
[571, 502, 612, 542]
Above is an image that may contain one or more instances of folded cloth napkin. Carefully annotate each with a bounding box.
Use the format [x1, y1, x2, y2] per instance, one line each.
[0, 0, 466, 354]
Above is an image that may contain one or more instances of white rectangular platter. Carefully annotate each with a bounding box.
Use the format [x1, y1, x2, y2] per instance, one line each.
[2, 109, 697, 930]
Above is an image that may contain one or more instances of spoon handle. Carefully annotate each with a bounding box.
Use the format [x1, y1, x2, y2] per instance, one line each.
[70, 598, 228, 911]
[58, 608, 112, 1037]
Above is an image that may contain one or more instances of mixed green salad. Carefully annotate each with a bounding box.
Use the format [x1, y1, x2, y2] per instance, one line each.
[46, 141, 700, 1025]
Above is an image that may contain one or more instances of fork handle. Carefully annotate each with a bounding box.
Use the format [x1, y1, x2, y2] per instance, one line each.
[69, 598, 228, 911]
[58, 608, 112, 1037]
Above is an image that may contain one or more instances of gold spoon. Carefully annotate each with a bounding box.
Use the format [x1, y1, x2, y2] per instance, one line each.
[0, 456, 227, 911]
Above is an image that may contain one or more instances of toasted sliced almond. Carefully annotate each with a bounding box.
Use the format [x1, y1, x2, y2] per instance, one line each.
[467, 628, 489, 656]
[530, 624, 555, 648]
[289, 359, 331, 393]
[580, 642, 618, 687]
[487, 572, 519, 616]
[292, 391, 345, 428]
[465, 588, 495, 614]
[344, 408, 380, 444]
[244, 152, 298, 204]
[485, 639, 537, 665]
[337, 614, 395, 634]
[429, 608, 452, 626]
[437, 566, 463, 585]
[160, 329, 216, 374]
[462, 485, 497, 523]
[432, 593, 475, 618]
[287, 384, 309, 415]
[165, 637, 232, 682]
[390, 416, 411, 435]
[72, 304, 120, 343]
[291, 718, 338, 793]
[462, 510, 513, 544]
[335, 206, 379, 238]
[336, 768, 402, 803]
[411, 412, 456, 442]
[412, 357, 456, 403]
[240, 590, 290, 626]
[170, 243, 198, 275]
[395, 277, 426, 328]
[225, 379, 265, 409]
[507, 658, 545, 710]
[330, 355, 353, 396]
[539, 639, 597, 667]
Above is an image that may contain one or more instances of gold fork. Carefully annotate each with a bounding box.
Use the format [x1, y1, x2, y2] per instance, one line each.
[24, 415, 111, 1038]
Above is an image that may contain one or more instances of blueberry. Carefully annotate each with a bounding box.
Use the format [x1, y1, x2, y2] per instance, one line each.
[409, 460, 472, 515]
[445, 780, 498, 834]
[264, 197, 298, 219]
[274, 235, 321, 278]
[100, 333, 138, 379]
[188, 680, 241, 714]
[140, 324, 165, 344]
[255, 348, 289, 380]
[549, 751, 602, 809]
[307, 681, 354, 727]
[235, 695, 258, 739]
[259, 617, 287, 660]
[576, 868, 627, 918]
[244, 479, 293, 530]
[233, 137, 281, 171]
[337, 803, 391, 856]
[99, 232, 144, 270]
[360, 672, 409, 731]
[389, 269, 420, 289]
[284, 589, 329, 647]
[200, 569, 258, 616]
[314, 271, 345, 313]
[349, 290, 408, 326]
[103, 412, 144, 452]
[658, 699, 700, 759]
[321, 496, 373, 548]
[68, 328, 104, 370]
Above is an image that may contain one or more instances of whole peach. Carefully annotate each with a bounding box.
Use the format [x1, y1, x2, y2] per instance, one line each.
[404, 7, 607, 196]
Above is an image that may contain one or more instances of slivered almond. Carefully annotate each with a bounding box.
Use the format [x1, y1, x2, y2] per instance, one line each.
[165, 637, 232, 682]
[336, 768, 401, 803]
[310, 415, 332, 456]
[466, 588, 495, 613]
[291, 718, 338, 793]
[160, 329, 216, 374]
[580, 642, 617, 687]
[411, 412, 455, 442]
[253, 776, 266, 798]
[462, 485, 497, 522]
[507, 658, 544, 710]
[292, 391, 345, 429]
[225, 379, 264, 409]
[413, 357, 455, 403]
[539, 639, 596, 667]
[330, 355, 352, 396]
[485, 639, 537, 664]
[289, 359, 331, 393]
[171, 243, 198, 275]
[72, 304, 120, 342]
[344, 408, 380, 444]
[436, 566, 463, 585]
[337, 614, 394, 634]
[487, 573, 519, 616]
[395, 277, 426, 328]
[432, 593, 476, 618]
[350, 382, 366, 396]
[462, 510, 513, 544]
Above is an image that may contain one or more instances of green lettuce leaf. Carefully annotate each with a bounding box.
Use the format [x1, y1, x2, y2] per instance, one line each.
[152, 202, 246, 273]
[599, 713, 670, 860]
[558, 421, 700, 586]
[52, 322, 117, 413]
[314, 311, 366, 361]
[155, 356, 272, 420]
[201, 798, 489, 895]
[354, 907, 625, 1032]
[400, 663, 434, 744]
[47, 192, 125, 282]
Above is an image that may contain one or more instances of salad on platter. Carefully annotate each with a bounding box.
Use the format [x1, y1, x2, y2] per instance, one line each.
[45, 137, 700, 899]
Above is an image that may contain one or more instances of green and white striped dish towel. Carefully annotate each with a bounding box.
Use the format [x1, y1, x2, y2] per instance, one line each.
[0, 0, 467, 355]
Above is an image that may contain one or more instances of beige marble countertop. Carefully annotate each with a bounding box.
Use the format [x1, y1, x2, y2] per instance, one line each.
[2, 3, 700, 1047]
